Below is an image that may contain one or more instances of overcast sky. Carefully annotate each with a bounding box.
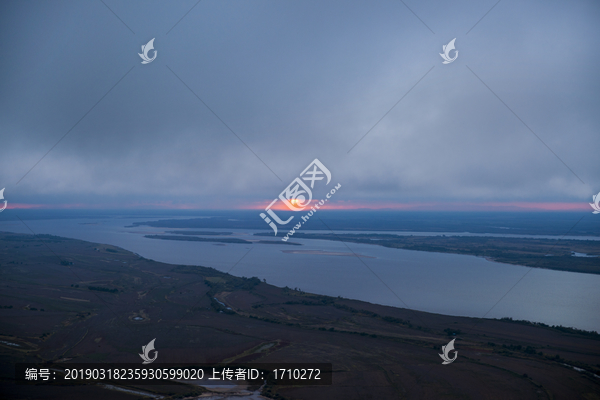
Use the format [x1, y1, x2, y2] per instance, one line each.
[0, 0, 598, 210]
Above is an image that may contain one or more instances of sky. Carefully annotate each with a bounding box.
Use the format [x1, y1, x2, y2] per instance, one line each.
[0, 0, 599, 211]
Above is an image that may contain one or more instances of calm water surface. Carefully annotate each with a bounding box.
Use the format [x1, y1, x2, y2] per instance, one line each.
[1, 217, 598, 331]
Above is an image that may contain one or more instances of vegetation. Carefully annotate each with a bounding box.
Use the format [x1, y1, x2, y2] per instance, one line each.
[498, 317, 599, 337]
[443, 328, 461, 336]
[88, 286, 118, 293]
[1, 231, 598, 399]
[146, 234, 252, 244]
[146, 234, 301, 246]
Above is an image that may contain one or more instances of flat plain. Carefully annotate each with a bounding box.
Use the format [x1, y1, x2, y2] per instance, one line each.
[0, 232, 599, 399]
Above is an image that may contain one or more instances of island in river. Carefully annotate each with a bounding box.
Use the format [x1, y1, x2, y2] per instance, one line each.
[255, 232, 600, 275]
[145, 234, 301, 246]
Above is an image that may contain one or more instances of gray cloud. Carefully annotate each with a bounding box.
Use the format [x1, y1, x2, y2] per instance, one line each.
[0, 0, 598, 207]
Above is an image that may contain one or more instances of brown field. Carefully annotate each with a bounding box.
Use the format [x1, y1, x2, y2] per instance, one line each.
[0, 232, 599, 399]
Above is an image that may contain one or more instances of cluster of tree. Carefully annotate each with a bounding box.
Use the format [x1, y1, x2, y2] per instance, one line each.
[2, 234, 65, 243]
[88, 286, 118, 293]
[283, 297, 335, 306]
[499, 317, 599, 337]
[333, 303, 413, 328]
[282, 286, 306, 295]
[444, 328, 461, 336]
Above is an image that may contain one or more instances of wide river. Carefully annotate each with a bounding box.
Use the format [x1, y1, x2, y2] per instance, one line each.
[1, 216, 599, 331]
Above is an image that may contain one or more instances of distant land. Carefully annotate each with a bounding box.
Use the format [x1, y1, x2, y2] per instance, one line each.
[0, 232, 598, 399]
[165, 230, 233, 236]
[123, 211, 600, 237]
[144, 234, 301, 246]
[281, 249, 375, 258]
[3, 210, 599, 236]
[259, 233, 600, 275]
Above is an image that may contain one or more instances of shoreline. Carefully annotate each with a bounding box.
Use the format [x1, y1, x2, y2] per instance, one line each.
[1, 231, 599, 399]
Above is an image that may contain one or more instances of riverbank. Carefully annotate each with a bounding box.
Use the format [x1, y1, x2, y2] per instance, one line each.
[0, 232, 598, 399]
[257, 232, 600, 275]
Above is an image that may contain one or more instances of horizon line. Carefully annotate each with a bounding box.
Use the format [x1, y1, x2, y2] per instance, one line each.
[3, 201, 592, 212]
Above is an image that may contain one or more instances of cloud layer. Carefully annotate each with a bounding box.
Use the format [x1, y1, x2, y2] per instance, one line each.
[1, 0, 598, 208]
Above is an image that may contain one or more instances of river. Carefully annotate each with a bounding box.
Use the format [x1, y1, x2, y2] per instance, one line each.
[1, 216, 598, 332]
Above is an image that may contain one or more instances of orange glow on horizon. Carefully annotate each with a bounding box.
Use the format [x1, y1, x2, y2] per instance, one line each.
[0, 201, 591, 212]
